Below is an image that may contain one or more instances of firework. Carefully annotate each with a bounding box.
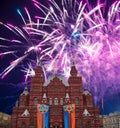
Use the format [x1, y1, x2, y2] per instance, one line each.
[0, 0, 120, 105]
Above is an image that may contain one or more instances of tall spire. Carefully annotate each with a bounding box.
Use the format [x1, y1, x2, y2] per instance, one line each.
[70, 59, 77, 76]
[35, 53, 44, 77]
[37, 54, 41, 66]
[71, 58, 75, 66]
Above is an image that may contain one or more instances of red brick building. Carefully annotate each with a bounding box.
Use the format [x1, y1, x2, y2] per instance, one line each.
[11, 64, 101, 128]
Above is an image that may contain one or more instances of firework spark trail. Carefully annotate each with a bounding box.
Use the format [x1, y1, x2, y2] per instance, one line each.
[0, 0, 120, 105]
[0, 17, 52, 79]
[75, 1, 120, 104]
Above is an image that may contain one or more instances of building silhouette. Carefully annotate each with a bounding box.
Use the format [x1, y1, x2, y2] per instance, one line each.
[11, 64, 101, 128]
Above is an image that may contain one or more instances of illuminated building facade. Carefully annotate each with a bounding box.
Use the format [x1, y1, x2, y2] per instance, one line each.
[103, 112, 120, 128]
[0, 112, 11, 128]
[12, 64, 101, 128]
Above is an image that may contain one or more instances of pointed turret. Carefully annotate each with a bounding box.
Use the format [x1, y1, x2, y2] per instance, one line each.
[83, 88, 93, 107]
[68, 61, 83, 106]
[21, 86, 29, 96]
[83, 88, 91, 96]
[70, 60, 77, 76]
[65, 93, 70, 104]
[15, 100, 19, 107]
[19, 86, 29, 107]
[42, 93, 47, 103]
[35, 57, 43, 76]
[68, 60, 82, 84]
[29, 60, 45, 106]
[35, 55, 44, 78]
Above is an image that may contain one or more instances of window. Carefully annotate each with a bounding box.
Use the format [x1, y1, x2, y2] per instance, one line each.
[54, 98, 58, 105]
[49, 98, 52, 105]
[75, 97, 79, 105]
[88, 99, 92, 106]
[60, 98, 63, 105]
[33, 97, 38, 105]
[21, 102, 24, 107]
[86, 121, 91, 128]
[77, 119, 82, 127]
[21, 122, 26, 128]
[53, 125, 59, 128]
[30, 119, 34, 126]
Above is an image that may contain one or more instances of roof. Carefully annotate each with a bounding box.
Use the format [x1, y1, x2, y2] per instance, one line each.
[83, 88, 91, 95]
[43, 75, 69, 86]
[21, 86, 29, 96]
[83, 109, 90, 116]
[21, 109, 30, 116]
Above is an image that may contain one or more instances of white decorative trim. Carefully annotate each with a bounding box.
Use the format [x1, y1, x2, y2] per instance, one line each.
[83, 109, 90, 116]
[21, 109, 30, 116]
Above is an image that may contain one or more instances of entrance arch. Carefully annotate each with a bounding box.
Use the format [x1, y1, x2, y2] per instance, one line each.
[53, 125, 59, 128]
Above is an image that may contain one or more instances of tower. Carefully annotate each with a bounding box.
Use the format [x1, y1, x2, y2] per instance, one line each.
[29, 65, 45, 127]
[29, 66, 44, 106]
[83, 88, 93, 107]
[19, 86, 29, 107]
[11, 86, 30, 128]
[68, 62, 83, 106]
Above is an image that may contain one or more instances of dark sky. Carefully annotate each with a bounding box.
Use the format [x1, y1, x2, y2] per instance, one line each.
[0, 0, 119, 115]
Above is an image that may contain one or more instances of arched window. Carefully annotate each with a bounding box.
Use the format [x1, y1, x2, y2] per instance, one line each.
[21, 101, 24, 107]
[21, 122, 26, 128]
[77, 119, 82, 128]
[86, 121, 91, 128]
[75, 97, 79, 105]
[87, 98, 92, 106]
[49, 98, 52, 105]
[33, 97, 38, 105]
[60, 98, 63, 105]
[54, 98, 58, 105]
[30, 118, 34, 126]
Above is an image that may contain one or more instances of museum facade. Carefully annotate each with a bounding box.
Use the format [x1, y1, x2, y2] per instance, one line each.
[12, 64, 101, 128]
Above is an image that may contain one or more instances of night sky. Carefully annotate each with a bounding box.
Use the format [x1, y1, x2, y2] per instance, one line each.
[0, 0, 120, 115]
